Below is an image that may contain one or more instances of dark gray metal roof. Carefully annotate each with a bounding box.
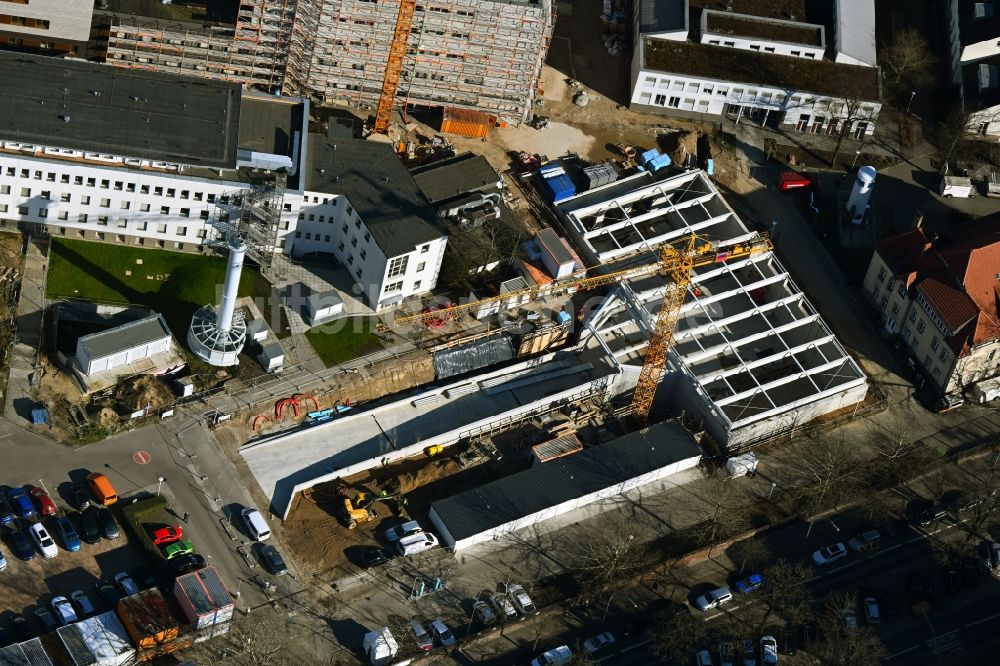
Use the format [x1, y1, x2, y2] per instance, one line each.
[433, 334, 515, 379]
[238, 96, 303, 157]
[0, 52, 241, 169]
[639, 0, 687, 33]
[537, 228, 574, 265]
[78, 313, 171, 362]
[176, 567, 233, 615]
[411, 153, 502, 204]
[430, 420, 702, 542]
[55, 625, 93, 666]
[0, 645, 29, 666]
[305, 136, 445, 258]
[17, 639, 51, 666]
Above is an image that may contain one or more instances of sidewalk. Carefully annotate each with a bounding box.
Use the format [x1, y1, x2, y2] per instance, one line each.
[4, 237, 45, 424]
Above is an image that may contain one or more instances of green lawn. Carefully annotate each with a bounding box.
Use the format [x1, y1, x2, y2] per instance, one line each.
[46, 239, 264, 334]
[305, 316, 384, 367]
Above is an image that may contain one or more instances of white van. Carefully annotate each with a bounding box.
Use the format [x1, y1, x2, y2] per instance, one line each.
[969, 377, 1000, 403]
[397, 532, 438, 556]
[241, 508, 271, 541]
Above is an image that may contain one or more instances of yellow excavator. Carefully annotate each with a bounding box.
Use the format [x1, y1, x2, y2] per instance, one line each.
[342, 492, 377, 529]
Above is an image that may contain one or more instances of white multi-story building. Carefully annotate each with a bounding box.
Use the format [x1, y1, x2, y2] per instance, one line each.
[630, 0, 882, 136]
[0, 52, 446, 312]
[945, 0, 1000, 138]
[0, 0, 92, 54]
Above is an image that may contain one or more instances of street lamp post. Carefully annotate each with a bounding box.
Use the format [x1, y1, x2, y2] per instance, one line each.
[767, 482, 777, 500]
[156, 476, 164, 496]
[38, 478, 48, 495]
[851, 148, 862, 169]
[907, 91, 916, 115]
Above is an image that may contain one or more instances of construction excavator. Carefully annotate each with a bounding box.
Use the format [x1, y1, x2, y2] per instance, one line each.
[385, 233, 774, 420]
[340, 487, 406, 529]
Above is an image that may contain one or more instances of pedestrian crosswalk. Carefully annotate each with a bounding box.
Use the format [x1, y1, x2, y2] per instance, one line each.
[926, 630, 961, 655]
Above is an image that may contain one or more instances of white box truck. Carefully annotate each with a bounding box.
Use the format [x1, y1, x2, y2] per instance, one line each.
[969, 377, 1000, 403]
[363, 628, 411, 666]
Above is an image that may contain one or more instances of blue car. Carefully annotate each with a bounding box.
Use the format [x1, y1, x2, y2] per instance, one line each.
[735, 573, 764, 594]
[8, 530, 34, 560]
[0, 496, 14, 525]
[53, 516, 81, 552]
[7, 488, 36, 521]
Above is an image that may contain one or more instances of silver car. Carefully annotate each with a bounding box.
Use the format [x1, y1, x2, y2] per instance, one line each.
[429, 619, 456, 647]
[409, 619, 432, 652]
[693, 586, 733, 611]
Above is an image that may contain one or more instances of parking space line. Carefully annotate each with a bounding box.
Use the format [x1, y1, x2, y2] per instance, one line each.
[964, 610, 1000, 628]
[620, 639, 652, 653]
[886, 645, 920, 660]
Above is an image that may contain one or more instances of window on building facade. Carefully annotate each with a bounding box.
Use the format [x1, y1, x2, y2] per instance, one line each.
[421, 244, 430, 253]
[668, 97, 680, 108]
[878, 268, 886, 282]
[387, 256, 408, 277]
[930, 337, 939, 351]
[654, 94, 666, 106]
[917, 320, 926, 334]
[384, 281, 403, 294]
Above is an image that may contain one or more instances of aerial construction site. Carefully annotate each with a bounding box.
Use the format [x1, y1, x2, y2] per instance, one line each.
[94, 0, 555, 127]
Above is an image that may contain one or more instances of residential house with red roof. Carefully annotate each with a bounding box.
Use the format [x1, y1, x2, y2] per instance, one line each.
[863, 218, 1000, 398]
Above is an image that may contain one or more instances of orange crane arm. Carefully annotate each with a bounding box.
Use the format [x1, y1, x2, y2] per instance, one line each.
[629, 234, 774, 420]
[392, 234, 772, 326]
[374, 0, 417, 135]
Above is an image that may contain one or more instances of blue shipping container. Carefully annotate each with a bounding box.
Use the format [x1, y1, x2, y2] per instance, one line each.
[638, 148, 660, 166]
[544, 173, 576, 202]
[648, 154, 672, 172]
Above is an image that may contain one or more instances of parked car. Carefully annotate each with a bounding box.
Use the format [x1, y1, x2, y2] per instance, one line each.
[693, 586, 733, 611]
[8, 531, 34, 560]
[409, 619, 432, 652]
[79, 508, 101, 544]
[70, 591, 96, 619]
[114, 572, 139, 597]
[915, 506, 947, 528]
[863, 597, 880, 624]
[259, 545, 288, 576]
[396, 532, 438, 556]
[96, 508, 119, 539]
[472, 601, 495, 626]
[385, 520, 423, 542]
[33, 607, 57, 633]
[531, 645, 572, 666]
[735, 573, 764, 594]
[583, 632, 615, 654]
[53, 516, 81, 552]
[164, 540, 194, 560]
[504, 582, 537, 615]
[12, 616, 34, 641]
[847, 529, 881, 552]
[7, 488, 36, 520]
[760, 635, 778, 665]
[71, 484, 91, 511]
[151, 524, 183, 546]
[133, 566, 156, 590]
[843, 605, 859, 630]
[696, 649, 714, 666]
[488, 593, 518, 621]
[28, 523, 58, 559]
[362, 547, 391, 568]
[168, 553, 206, 576]
[741, 638, 757, 666]
[0, 546, 6, 572]
[50, 596, 77, 625]
[29, 487, 56, 516]
[812, 543, 847, 565]
[428, 619, 455, 647]
[95, 579, 121, 607]
[0, 495, 15, 525]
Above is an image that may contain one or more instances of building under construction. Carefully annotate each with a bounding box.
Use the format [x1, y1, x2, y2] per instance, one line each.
[90, 0, 555, 126]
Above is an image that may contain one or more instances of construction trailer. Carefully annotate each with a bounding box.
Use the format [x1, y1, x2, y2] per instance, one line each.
[94, 0, 555, 126]
[174, 567, 236, 640]
[116, 589, 189, 662]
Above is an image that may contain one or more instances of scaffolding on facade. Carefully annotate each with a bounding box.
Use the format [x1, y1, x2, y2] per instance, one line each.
[211, 172, 286, 271]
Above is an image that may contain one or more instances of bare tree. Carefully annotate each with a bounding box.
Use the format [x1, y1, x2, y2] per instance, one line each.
[789, 431, 865, 518]
[651, 607, 708, 663]
[812, 591, 887, 666]
[935, 103, 978, 167]
[181, 611, 306, 666]
[747, 559, 816, 633]
[825, 76, 880, 168]
[953, 453, 1000, 543]
[682, 478, 754, 550]
[727, 539, 771, 576]
[879, 29, 937, 101]
[572, 529, 655, 599]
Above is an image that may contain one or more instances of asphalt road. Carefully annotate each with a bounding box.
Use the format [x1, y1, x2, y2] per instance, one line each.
[0, 407, 302, 616]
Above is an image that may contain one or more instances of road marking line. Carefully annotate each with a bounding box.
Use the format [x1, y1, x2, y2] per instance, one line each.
[964, 610, 1000, 628]
[620, 639, 652, 654]
[886, 645, 920, 660]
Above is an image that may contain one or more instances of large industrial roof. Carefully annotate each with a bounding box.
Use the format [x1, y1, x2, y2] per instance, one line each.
[305, 136, 444, 258]
[0, 52, 241, 168]
[78, 313, 171, 361]
[430, 421, 702, 542]
[411, 152, 502, 204]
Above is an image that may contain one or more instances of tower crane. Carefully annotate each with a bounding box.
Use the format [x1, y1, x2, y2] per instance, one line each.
[390, 233, 773, 420]
[374, 0, 418, 135]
